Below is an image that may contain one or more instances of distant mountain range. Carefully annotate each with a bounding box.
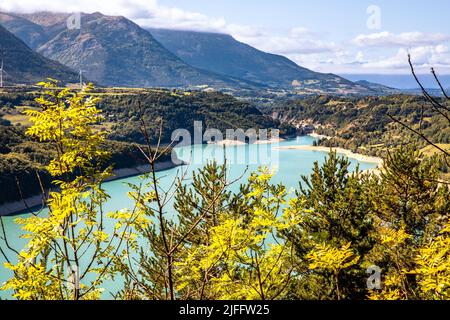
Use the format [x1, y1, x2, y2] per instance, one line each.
[0, 23, 78, 85]
[342, 74, 450, 91]
[354, 80, 401, 95]
[148, 28, 370, 94]
[1, 12, 260, 89]
[0, 11, 398, 94]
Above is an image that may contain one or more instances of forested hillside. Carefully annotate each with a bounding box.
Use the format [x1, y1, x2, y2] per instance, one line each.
[0, 87, 292, 205]
[98, 89, 295, 144]
[0, 124, 171, 205]
[0, 24, 79, 85]
[1, 83, 449, 301]
[265, 95, 450, 156]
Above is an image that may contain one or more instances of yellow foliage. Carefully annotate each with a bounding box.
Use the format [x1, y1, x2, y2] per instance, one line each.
[24, 81, 107, 177]
[175, 167, 302, 300]
[411, 221, 450, 299]
[2, 262, 60, 300]
[0, 81, 134, 300]
[379, 226, 412, 247]
[307, 242, 360, 274]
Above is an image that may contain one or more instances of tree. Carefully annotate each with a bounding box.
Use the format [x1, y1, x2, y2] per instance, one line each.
[173, 161, 238, 300]
[366, 146, 450, 300]
[306, 242, 360, 300]
[285, 151, 373, 300]
[113, 160, 238, 300]
[175, 167, 303, 300]
[0, 81, 143, 300]
[411, 220, 450, 300]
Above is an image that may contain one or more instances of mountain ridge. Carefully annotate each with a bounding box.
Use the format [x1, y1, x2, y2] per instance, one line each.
[1, 11, 262, 89]
[1, 11, 392, 94]
[148, 28, 370, 94]
[0, 23, 79, 86]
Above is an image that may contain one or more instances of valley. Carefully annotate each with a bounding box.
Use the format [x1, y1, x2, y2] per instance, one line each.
[1, 85, 448, 214]
[0, 86, 290, 210]
[0, 3, 449, 303]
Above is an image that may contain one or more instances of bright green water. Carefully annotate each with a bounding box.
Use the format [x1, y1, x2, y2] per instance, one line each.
[0, 136, 377, 299]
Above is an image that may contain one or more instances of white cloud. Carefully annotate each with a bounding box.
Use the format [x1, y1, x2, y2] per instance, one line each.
[289, 27, 310, 37]
[248, 33, 338, 55]
[229, 26, 339, 57]
[287, 50, 367, 73]
[339, 46, 450, 74]
[353, 31, 450, 48]
[1, 0, 157, 16]
[282, 45, 450, 75]
[0, 0, 339, 54]
[368, 46, 450, 70]
[0, 0, 232, 32]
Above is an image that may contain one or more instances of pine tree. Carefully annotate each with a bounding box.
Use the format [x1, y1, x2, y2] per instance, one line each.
[366, 146, 450, 300]
[285, 151, 373, 300]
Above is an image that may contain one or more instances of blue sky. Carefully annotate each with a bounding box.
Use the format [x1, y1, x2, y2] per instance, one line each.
[161, 0, 450, 37]
[2, 0, 450, 75]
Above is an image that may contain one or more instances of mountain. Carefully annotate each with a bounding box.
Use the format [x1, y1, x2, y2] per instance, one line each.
[0, 23, 79, 85]
[0, 12, 261, 89]
[354, 80, 401, 95]
[2, 11, 377, 94]
[148, 28, 371, 94]
[0, 12, 49, 50]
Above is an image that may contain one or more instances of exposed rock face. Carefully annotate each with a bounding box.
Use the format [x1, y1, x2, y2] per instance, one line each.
[2, 12, 258, 88]
[0, 23, 78, 85]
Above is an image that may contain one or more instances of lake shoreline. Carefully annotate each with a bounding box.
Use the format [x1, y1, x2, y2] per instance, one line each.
[0, 160, 182, 217]
[308, 132, 332, 140]
[276, 145, 383, 166]
[212, 138, 286, 146]
[0, 138, 380, 217]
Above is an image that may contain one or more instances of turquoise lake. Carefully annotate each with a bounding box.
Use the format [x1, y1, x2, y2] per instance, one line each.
[0, 136, 377, 299]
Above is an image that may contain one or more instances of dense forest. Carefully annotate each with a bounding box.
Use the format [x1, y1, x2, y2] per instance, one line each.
[0, 83, 449, 301]
[262, 95, 450, 177]
[0, 124, 170, 204]
[99, 89, 295, 144]
[263, 95, 450, 156]
[0, 87, 291, 205]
